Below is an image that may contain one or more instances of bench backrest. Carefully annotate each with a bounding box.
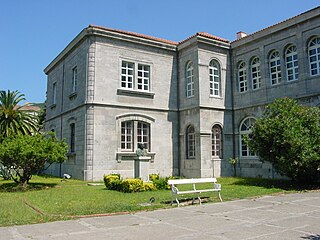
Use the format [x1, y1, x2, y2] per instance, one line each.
[168, 178, 217, 185]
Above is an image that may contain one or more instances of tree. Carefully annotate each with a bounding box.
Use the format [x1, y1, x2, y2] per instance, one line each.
[0, 90, 38, 140]
[247, 98, 320, 183]
[0, 134, 68, 188]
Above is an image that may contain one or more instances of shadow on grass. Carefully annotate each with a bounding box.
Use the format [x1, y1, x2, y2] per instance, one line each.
[0, 182, 57, 192]
[232, 178, 320, 191]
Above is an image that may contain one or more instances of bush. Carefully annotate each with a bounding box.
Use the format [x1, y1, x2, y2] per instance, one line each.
[120, 178, 144, 193]
[149, 173, 159, 182]
[142, 182, 157, 191]
[151, 176, 170, 190]
[103, 174, 121, 191]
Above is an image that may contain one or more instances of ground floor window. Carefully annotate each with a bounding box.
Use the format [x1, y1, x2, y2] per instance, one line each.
[212, 125, 222, 158]
[186, 125, 195, 159]
[121, 120, 150, 152]
[240, 117, 256, 157]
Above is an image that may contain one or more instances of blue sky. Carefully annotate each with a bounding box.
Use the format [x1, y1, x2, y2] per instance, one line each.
[0, 0, 319, 104]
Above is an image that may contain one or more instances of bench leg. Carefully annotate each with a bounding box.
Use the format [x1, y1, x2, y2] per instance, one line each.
[218, 191, 222, 202]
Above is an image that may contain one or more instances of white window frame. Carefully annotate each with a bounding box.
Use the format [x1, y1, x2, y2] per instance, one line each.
[120, 60, 151, 91]
[186, 125, 195, 159]
[209, 60, 221, 97]
[308, 36, 320, 76]
[72, 66, 77, 93]
[269, 50, 282, 85]
[251, 57, 261, 90]
[238, 61, 247, 92]
[239, 117, 256, 157]
[186, 61, 194, 97]
[120, 120, 150, 152]
[285, 45, 298, 81]
[212, 125, 222, 158]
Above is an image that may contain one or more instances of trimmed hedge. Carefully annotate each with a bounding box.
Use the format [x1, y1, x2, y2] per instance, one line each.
[103, 174, 170, 192]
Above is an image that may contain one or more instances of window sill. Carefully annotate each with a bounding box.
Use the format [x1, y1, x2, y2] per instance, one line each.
[69, 92, 77, 100]
[116, 151, 156, 162]
[117, 89, 155, 99]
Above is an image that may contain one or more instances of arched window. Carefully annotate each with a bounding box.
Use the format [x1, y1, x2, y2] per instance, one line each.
[186, 61, 194, 97]
[269, 50, 281, 85]
[121, 120, 150, 152]
[285, 45, 298, 81]
[250, 57, 261, 90]
[186, 125, 195, 159]
[212, 125, 222, 158]
[308, 36, 320, 76]
[238, 61, 247, 92]
[239, 117, 256, 157]
[209, 60, 221, 96]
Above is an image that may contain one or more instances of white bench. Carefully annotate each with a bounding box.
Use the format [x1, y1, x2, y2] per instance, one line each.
[168, 178, 222, 206]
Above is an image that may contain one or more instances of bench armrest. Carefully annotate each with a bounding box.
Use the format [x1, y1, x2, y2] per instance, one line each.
[171, 186, 179, 194]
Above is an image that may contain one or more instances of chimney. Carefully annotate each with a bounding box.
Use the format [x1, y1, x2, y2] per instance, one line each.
[237, 31, 247, 40]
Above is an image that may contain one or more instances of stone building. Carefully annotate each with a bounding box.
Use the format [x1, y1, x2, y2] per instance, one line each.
[44, 7, 320, 181]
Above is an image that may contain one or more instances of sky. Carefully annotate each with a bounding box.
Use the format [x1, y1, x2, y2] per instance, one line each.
[0, 0, 319, 104]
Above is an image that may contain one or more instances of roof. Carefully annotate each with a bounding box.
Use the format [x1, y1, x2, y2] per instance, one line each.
[232, 6, 320, 44]
[89, 25, 178, 45]
[179, 32, 230, 44]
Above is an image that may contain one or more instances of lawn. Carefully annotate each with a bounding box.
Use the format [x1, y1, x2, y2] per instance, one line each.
[0, 175, 317, 227]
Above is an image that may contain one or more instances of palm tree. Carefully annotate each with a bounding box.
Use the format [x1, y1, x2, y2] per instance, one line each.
[0, 90, 38, 140]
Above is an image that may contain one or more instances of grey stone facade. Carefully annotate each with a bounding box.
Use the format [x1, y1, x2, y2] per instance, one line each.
[44, 7, 320, 181]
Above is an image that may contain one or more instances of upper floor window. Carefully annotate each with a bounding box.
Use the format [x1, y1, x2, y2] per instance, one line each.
[251, 57, 261, 90]
[209, 60, 221, 97]
[121, 61, 150, 91]
[212, 125, 222, 158]
[269, 50, 281, 85]
[70, 123, 75, 153]
[72, 66, 77, 93]
[240, 117, 256, 157]
[121, 61, 134, 89]
[137, 64, 150, 91]
[285, 45, 298, 81]
[186, 61, 194, 97]
[186, 125, 195, 159]
[308, 36, 320, 76]
[121, 120, 150, 152]
[238, 61, 247, 92]
[52, 82, 57, 105]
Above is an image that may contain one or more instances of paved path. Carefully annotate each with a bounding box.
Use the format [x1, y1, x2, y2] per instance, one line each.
[1, 191, 320, 240]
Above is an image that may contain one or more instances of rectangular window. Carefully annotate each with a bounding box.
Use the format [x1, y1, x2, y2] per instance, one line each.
[137, 64, 150, 91]
[120, 120, 150, 152]
[120, 61, 151, 91]
[121, 121, 133, 151]
[72, 66, 77, 93]
[121, 61, 134, 89]
[70, 123, 75, 153]
[53, 82, 57, 105]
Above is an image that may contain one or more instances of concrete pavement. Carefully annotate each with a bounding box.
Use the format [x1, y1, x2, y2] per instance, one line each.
[1, 191, 319, 240]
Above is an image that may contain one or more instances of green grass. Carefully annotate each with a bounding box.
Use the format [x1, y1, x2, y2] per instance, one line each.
[0, 175, 318, 227]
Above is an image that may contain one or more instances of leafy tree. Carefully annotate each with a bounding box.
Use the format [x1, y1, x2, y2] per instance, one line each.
[0, 134, 68, 188]
[247, 98, 320, 183]
[0, 90, 38, 140]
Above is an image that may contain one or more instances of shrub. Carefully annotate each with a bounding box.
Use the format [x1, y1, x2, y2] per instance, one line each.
[152, 176, 170, 190]
[120, 178, 144, 193]
[142, 182, 157, 191]
[103, 174, 121, 190]
[149, 173, 159, 182]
